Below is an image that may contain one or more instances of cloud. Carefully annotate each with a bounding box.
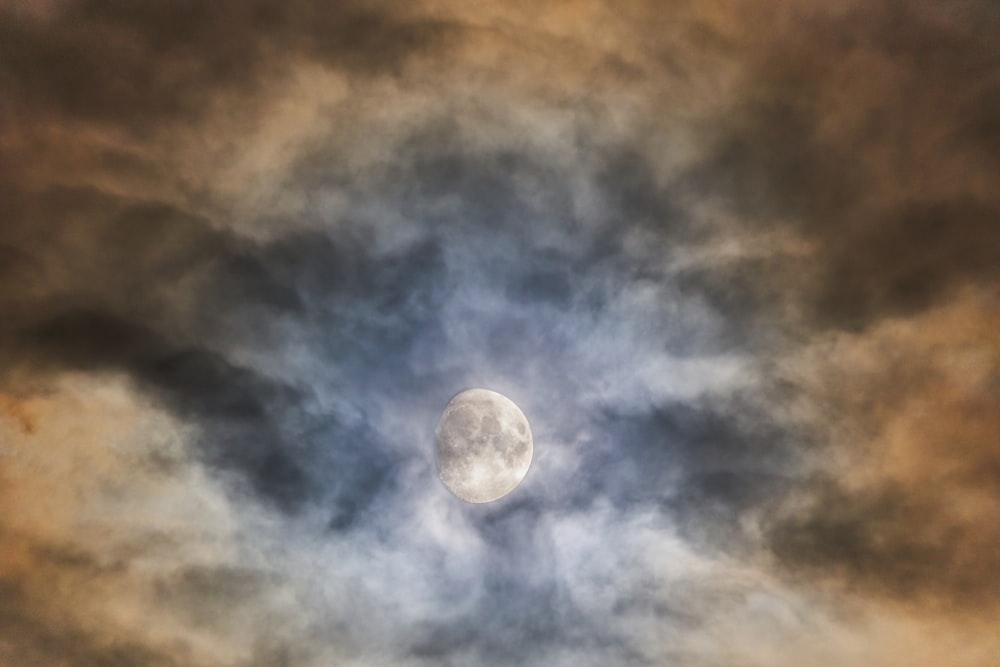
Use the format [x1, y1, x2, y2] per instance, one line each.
[678, 1, 1000, 333]
[0, 0, 454, 129]
[764, 290, 1000, 611]
[0, 0, 998, 665]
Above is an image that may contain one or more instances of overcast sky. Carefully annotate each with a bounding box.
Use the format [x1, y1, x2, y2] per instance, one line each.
[1, 1, 999, 665]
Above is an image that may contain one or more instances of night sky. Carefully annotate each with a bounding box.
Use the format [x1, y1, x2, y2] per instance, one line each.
[2, 1, 999, 665]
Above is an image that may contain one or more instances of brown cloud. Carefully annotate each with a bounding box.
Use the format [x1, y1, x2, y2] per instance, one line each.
[769, 288, 1000, 611]
[679, 0, 1000, 332]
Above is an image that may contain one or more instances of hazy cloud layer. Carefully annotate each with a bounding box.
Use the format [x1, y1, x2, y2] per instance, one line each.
[1, 1, 998, 665]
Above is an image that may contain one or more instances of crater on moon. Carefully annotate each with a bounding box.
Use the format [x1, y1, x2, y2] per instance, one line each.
[435, 388, 533, 503]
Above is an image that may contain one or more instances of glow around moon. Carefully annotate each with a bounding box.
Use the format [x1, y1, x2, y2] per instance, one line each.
[435, 388, 533, 503]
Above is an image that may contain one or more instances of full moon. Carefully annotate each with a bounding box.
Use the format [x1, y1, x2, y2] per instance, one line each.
[435, 388, 533, 503]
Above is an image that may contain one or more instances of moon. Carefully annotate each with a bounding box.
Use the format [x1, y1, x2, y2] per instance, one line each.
[435, 388, 533, 503]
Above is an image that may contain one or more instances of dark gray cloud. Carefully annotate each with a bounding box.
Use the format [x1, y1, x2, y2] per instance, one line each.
[0, 0, 453, 129]
[680, 0, 1000, 333]
[769, 476, 1000, 609]
[670, 1, 1000, 614]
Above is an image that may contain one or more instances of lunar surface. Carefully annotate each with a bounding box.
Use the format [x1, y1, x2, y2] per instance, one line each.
[435, 389, 533, 503]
